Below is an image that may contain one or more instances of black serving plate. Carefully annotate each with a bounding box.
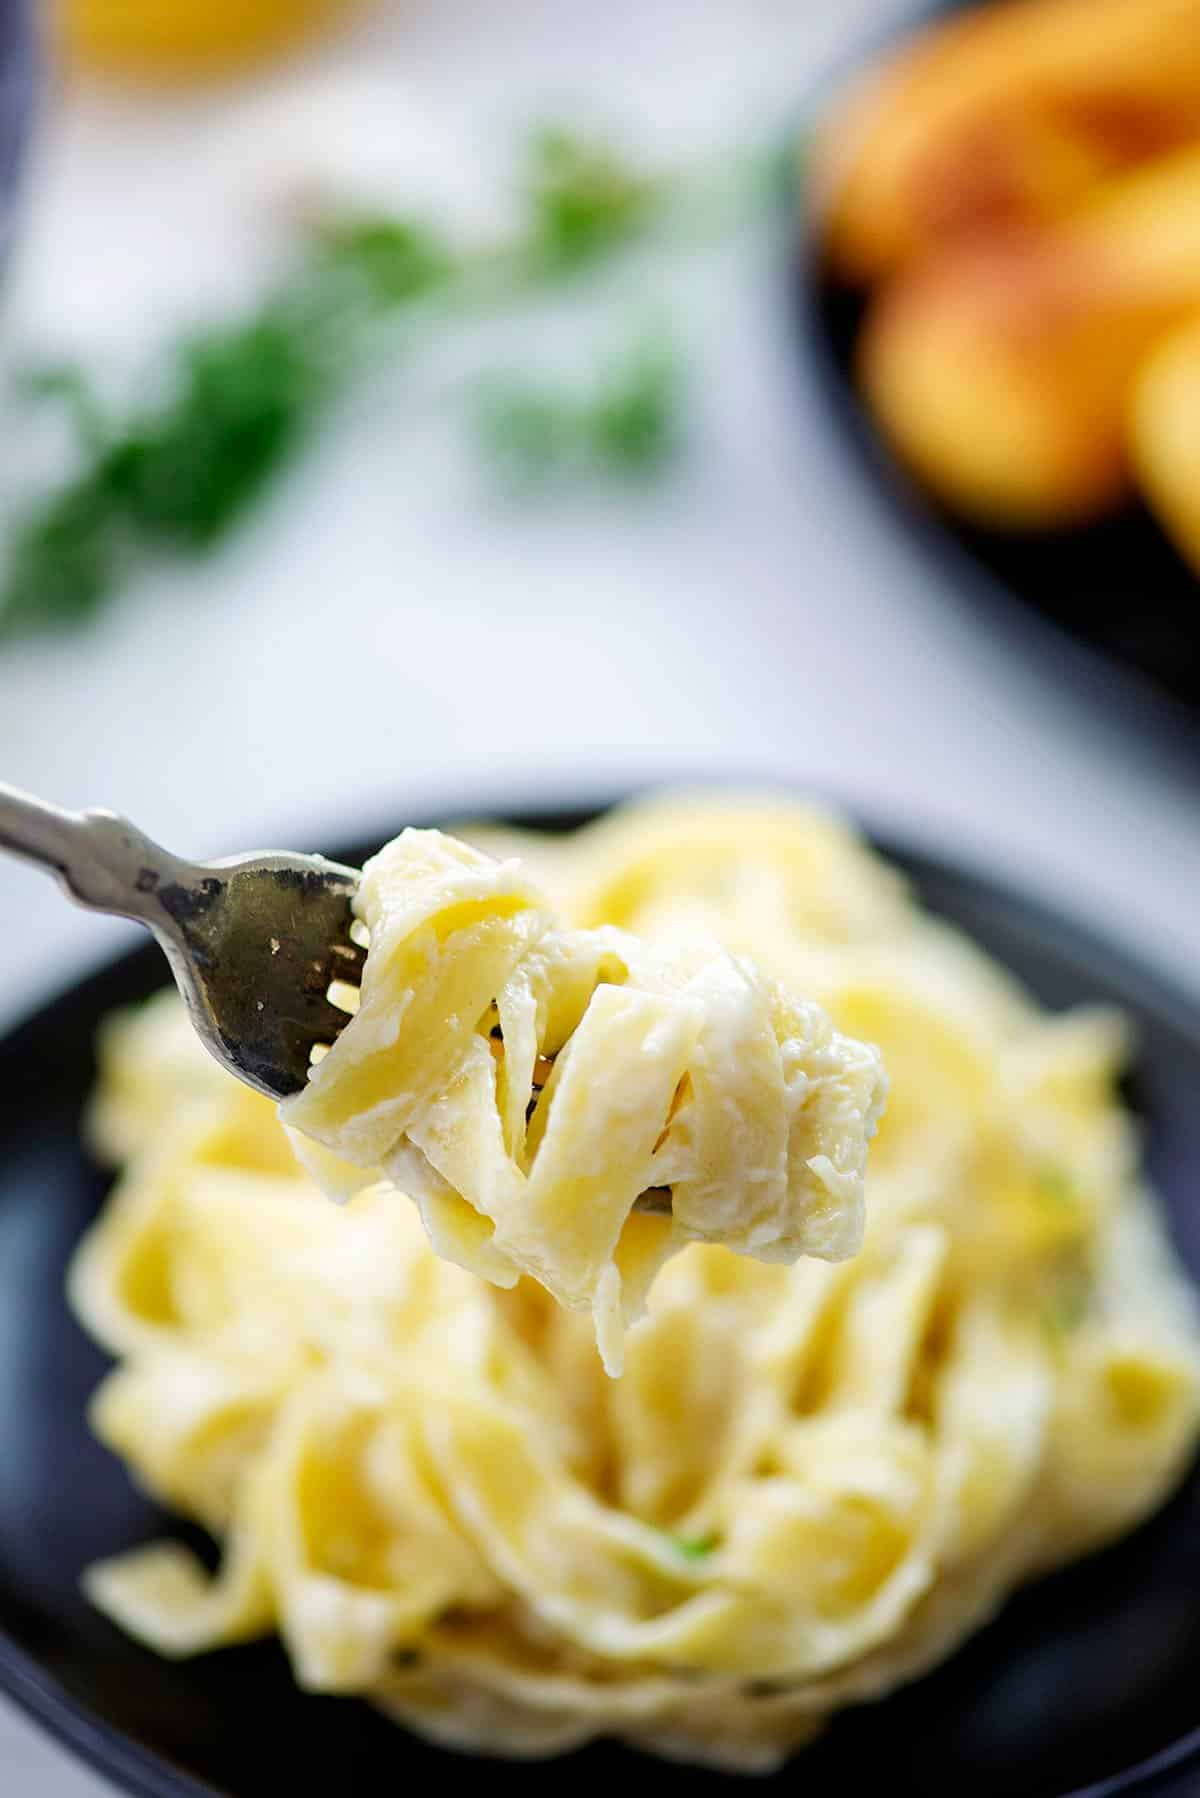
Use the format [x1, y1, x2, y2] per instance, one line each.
[3, 801, 1200, 1798]
[799, 1, 1200, 747]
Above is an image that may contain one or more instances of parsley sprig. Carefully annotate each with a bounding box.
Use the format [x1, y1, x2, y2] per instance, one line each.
[671, 1531, 719, 1561]
[3, 122, 782, 635]
[473, 333, 682, 487]
[522, 126, 661, 274]
[3, 220, 457, 634]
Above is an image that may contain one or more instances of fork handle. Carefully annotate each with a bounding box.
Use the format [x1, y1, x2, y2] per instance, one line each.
[0, 781, 186, 922]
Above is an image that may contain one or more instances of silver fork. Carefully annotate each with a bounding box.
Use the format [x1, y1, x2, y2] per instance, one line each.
[0, 782, 364, 1099]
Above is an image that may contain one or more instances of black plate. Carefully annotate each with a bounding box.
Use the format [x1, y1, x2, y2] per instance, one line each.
[3, 803, 1200, 1798]
[797, 1, 1200, 744]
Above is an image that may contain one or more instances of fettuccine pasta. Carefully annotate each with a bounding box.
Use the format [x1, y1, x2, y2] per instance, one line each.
[70, 793, 1200, 1772]
[280, 826, 885, 1373]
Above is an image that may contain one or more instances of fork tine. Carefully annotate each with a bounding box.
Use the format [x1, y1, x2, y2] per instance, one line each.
[151, 851, 365, 1100]
[330, 938, 367, 971]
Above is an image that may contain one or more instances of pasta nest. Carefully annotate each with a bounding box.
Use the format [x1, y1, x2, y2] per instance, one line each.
[70, 795, 1200, 1770]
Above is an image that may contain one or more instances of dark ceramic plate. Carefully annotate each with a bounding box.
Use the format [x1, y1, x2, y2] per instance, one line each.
[798, 1, 1200, 745]
[3, 802, 1200, 1798]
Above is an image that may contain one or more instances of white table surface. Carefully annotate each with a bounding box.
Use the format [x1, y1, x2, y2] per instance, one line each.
[4, 2, 1200, 1791]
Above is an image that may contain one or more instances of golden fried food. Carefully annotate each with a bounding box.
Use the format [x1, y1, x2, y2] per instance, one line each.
[858, 145, 1200, 527]
[817, 0, 1200, 287]
[1129, 311, 1200, 575]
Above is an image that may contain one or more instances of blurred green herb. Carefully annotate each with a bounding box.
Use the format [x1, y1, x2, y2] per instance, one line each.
[669, 1532, 719, 1561]
[2, 214, 463, 634]
[6, 294, 336, 632]
[1035, 1164, 1080, 1210]
[310, 215, 457, 308]
[474, 333, 682, 486]
[473, 379, 576, 486]
[587, 335, 681, 471]
[2, 118, 767, 636]
[522, 125, 661, 273]
[14, 363, 107, 447]
[1041, 1269, 1092, 1339]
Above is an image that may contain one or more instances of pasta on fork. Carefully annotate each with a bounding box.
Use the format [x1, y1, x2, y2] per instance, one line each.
[281, 826, 886, 1373]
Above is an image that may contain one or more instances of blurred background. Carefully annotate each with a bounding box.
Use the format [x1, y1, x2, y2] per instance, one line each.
[5, 4, 1200, 1783]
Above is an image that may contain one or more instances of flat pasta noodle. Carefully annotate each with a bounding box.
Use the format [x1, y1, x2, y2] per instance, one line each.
[281, 825, 886, 1372]
[69, 791, 1200, 1771]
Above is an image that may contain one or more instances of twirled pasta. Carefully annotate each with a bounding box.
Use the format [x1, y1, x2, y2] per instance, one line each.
[281, 827, 886, 1372]
[70, 793, 1200, 1772]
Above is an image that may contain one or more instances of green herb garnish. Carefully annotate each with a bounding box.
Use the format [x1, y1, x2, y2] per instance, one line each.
[474, 332, 682, 486]
[1, 229, 439, 635]
[473, 378, 577, 485]
[670, 1532, 719, 1561]
[1036, 1164, 1080, 1210]
[586, 336, 681, 471]
[3, 121, 766, 635]
[1041, 1271, 1092, 1338]
[311, 214, 457, 309]
[523, 125, 661, 273]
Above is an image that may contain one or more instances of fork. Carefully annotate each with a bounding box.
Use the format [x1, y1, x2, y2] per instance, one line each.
[0, 781, 364, 1099]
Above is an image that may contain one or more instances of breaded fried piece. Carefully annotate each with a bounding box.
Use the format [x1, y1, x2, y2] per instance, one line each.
[859, 145, 1200, 526]
[1129, 311, 1200, 576]
[817, 0, 1200, 286]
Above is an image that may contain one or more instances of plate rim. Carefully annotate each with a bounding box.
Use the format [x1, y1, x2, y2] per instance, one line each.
[3, 794, 1200, 1798]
